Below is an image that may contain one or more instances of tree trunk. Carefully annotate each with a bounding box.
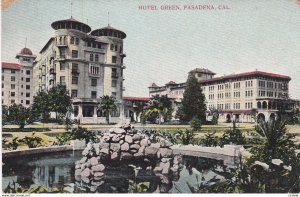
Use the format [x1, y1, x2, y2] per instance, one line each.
[106, 113, 110, 124]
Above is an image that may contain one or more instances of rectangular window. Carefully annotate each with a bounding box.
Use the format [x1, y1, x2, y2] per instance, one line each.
[75, 37, 80, 45]
[90, 66, 100, 75]
[112, 68, 117, 78]
[2, 76, 4, 81]
[72, 63, 78, 71]
[112, 56, 117, 63]
[11, 92, 15, 97]
[70, 37, 75, 44]
[26, 70, 31, 75]
[112, 79, 117, 87]
[72, 50, 78, 58]
[60, 76, 65, 85]
[91, 78, 97, 86]
[60, 62, 65, 70]
[112, 92, 117, 98]
[11, 84, 15, 89]
[11, 70, 16, 74]
[26, 100, 30, 105]
[95, 54, 99, 62]
[26, 93, 30, 97]
[72, 76, 78, 84]
[110, 44, 114, 50]
[60, 48, 66, 58]
[11, 99, 15, 104]
[91, 91, 97, 99]
[114, 45, 118, 51]
[71, 89, 78, 98]
[26, 78, 30, 82]
[11, 76, 15, 81]
[26, 85, 30, 90]
[90, 53, 94, 61]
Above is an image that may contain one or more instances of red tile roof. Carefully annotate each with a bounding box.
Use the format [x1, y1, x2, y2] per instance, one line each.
[123, 97, 150, 101]
[200, 71, 291, 83]
[1, 62, 20, 70]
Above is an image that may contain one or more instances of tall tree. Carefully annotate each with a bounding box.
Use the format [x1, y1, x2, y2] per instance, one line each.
[144, 95, 172, 124]
[97, 95, 117, 124]
[48, 84, 72, 120]
[7, 104, 34, 129]
[178, 73, 206, 122]
[31, 91, 51, 122]
[2, 105, 9, 126]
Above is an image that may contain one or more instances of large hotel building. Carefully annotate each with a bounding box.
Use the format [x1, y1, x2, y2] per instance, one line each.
[2, 17, 127, 124]
[149, 68, 295, 123]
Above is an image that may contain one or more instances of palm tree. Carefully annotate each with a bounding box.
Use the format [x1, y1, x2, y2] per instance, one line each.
[97, 95, 117, 124]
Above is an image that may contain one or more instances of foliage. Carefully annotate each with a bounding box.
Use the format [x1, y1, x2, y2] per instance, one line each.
[19, 133, 43, 148]
[31, 91, 51, 123]
[189, 115, 202, 131]
[144, 95, 173, 124]
[7, 137, 20, 150]
[7, 104, 35, 129]
[55, 127, 96, 145]
[197, 131, 220, 147]
[129, 181, 150, 193]
[220, 121, 245, 146]
[2, 138, 9, 150]
[207, 107, 220, 125]
[4, 182, 62, 193]
[32, 85, 72, 123]
[177, 73, 206, 123]
[2, 105, 9, 126]
[177, 129, 195, 145]
[97, 95, 117, 124]
[241, 120, 300, 193]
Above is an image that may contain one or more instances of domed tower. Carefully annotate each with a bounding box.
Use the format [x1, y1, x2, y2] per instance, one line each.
[91, 24, 127, 100]
[15, 47, 36, 106]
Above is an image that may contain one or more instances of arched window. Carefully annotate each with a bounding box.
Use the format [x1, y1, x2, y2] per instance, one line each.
[95, 54, 99, 62]
[90, 54, 94, 61]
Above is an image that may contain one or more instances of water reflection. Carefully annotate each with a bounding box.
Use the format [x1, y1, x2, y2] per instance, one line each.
[2, 151, 236, 193]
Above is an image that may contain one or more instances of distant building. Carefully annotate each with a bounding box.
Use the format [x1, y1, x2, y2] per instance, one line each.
[1, 48, 36, 106]
[123, 97, 150, 122]
[149, 68, 295, 123]
[33, 17, 127, 123]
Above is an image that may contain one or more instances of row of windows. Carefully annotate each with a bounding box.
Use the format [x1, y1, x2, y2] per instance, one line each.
[245, 90, 253, 97]
[245, 80, 253, 87]
[233, 82, 240, 89]
[259, 80, 288, 90]
[234, 92, 241, 98]
[110, 44, 122, 53]
[245, 102, 253, 109]
[71, 90, 117, 99]
[6, 92, 30, 97]
[233, 103, 241, 109]
[70, 76, 117, 87]
[90, 53, 100, 62]
[6, 99, 30, 105]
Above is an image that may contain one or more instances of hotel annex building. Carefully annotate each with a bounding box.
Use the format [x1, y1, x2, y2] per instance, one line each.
[149, 68, 295, 123]
[2, 17, 127, 124]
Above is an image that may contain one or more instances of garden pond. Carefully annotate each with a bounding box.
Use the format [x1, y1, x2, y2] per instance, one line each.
[2, 150, 237, 193]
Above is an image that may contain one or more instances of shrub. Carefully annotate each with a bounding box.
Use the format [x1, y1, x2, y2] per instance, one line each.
[220, 121, 245, 146]
[177, 129, 195, 145]
[189, 116, 202, 131]
[56, 127, 96, 144]
[197, 131, 220, 147]
[19, 133, 43, 148]
[7, 137, 20, 150]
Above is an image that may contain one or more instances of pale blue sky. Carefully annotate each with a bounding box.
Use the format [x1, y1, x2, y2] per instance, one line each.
[2, 0, 300, 98]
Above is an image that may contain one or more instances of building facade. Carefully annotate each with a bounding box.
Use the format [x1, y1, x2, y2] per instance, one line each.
[32, 17, 127, 124]
[149, 68, 295, 123]
[1, 48, 36, 107]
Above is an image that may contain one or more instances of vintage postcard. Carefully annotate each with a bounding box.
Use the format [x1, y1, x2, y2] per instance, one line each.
[1, 0, 300, 195]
